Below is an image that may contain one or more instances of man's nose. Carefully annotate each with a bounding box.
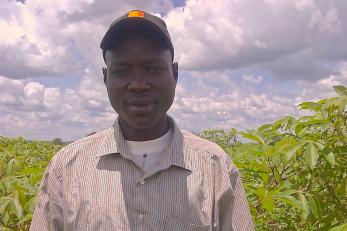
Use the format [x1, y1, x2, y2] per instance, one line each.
[127, 70, 151, 92]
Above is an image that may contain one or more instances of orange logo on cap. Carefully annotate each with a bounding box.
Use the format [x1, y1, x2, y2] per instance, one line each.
[128, 10, 145, 18]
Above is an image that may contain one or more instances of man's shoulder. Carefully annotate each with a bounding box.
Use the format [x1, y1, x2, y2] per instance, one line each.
[49, 128, 114, 169]
[181, 130, 224, 154]
[63, 128, 113, 152]
[180, 130, 234, 169]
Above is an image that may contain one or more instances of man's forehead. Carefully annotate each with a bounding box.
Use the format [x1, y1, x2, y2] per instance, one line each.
[105, 48, 171, 62]
[107, 58, 168, 67]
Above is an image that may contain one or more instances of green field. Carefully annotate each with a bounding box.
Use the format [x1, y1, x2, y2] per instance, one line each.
[1, 86, 346, 231]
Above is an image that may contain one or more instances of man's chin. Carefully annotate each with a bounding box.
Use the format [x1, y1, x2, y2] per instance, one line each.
[125, 116, 158, 130]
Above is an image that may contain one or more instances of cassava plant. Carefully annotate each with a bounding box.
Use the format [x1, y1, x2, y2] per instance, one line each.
[210, 85, 347, 230]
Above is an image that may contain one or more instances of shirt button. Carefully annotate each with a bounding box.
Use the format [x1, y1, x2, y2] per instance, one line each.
[139, 214, 144, 220]
[139, 180, 145, 185]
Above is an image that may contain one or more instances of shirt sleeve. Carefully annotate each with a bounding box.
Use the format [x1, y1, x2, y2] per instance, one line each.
[213, 156, 254, 231]
[30, 157, 64, 231]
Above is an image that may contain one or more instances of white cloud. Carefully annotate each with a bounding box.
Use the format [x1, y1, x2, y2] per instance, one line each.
[24, 82, 45, 106]
[295, 62, 347, 103]
[242, 75, 263, 84]
[0, 72, 114, 140]
[0, 1, 80, 79]
[0, 0, 174, 79]
[0, 0, 346, 140]
[3, 0, 346, 81]
[170, 71, 298, 133]
[43, 88, 61, 108]
[165, 0, 347, 81]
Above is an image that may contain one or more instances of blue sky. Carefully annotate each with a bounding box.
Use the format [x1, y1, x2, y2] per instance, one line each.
[1, 0, 347, 141]
[172, 0, 185, 7]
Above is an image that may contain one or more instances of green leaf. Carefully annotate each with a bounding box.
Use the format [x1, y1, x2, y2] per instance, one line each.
[272, 121, 282, 131]
[15, 167, 44, 175]
[262, 196, 275, 211]
[258, 124, 272, 132]
[328, 222, 347, 231]
[326, 152, 336, 166]
[284, 116, 296, 130]
[15, 187, 26, 207]
[276, 195, 301, 210]
[271, 151, 283, 166]
[333, 85, 347, 96]
[277, 189, 296, 196]
[342, 129, 347, 138]
[317, 122, 331, 133]
[283, 141, 305, 163]
[0, 161, 5, 177]
[312, 141, 325, 150]
[273, 137, 297, 153]
[11, 196, 23, 219]
[6, 158, 19, 174]
[294, 124, 308, 137]
[18, 213, 33, 225]
[28, 195, 38, 214]
[2, 211, 10, 226]
[239, 130, 264, 144]
[254, 187, 266, 198]
[0, 198, 12, 214]
[336, 141, 345, 147]
[304, 142, 319, 169]
[307, 195, 322, 219]
[337, 178, 347, 196]
[299, 119, 330, 127]
[298, 192, 310, 220]
[298, 102, 321, 111]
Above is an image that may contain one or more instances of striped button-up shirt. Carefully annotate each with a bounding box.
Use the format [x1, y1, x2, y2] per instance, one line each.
[30, 117, 254, 231]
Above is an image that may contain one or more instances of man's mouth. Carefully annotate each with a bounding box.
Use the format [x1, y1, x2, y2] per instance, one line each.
[126, 98, 155, 114]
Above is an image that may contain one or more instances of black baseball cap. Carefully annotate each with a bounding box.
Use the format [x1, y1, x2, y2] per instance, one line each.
[100, 10, 174, 60]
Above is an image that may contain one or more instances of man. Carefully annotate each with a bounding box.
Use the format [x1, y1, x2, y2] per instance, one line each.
[30, 10, 254, 231]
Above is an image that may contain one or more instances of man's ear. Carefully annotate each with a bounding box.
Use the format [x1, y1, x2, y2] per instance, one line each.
[172, 62, 178, 82]
[102, 66, 107, 85]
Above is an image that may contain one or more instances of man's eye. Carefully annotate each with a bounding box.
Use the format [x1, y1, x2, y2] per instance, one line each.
[111, 68, 129, 76]
[146, 66, 163, 73]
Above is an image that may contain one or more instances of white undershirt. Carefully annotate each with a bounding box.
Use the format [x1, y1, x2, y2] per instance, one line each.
[125, 129, 171, 172]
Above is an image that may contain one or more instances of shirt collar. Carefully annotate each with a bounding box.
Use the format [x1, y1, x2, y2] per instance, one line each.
[94, 115, 193, 171]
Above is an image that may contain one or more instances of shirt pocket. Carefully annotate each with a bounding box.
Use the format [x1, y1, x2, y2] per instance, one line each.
[85, 206, 131, 231]
[189, 224, 211, 231]
[164, 217, 211, 231]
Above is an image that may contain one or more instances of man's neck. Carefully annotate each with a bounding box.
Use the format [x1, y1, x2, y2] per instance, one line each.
[118, 116, 170, 141]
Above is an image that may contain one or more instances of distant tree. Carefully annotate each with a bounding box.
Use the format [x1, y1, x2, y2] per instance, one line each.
[52, 138, 63, 145]
[199, 128, 239, 148]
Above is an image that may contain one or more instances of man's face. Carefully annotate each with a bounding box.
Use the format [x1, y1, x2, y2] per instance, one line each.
[104, 35, 177, 131]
